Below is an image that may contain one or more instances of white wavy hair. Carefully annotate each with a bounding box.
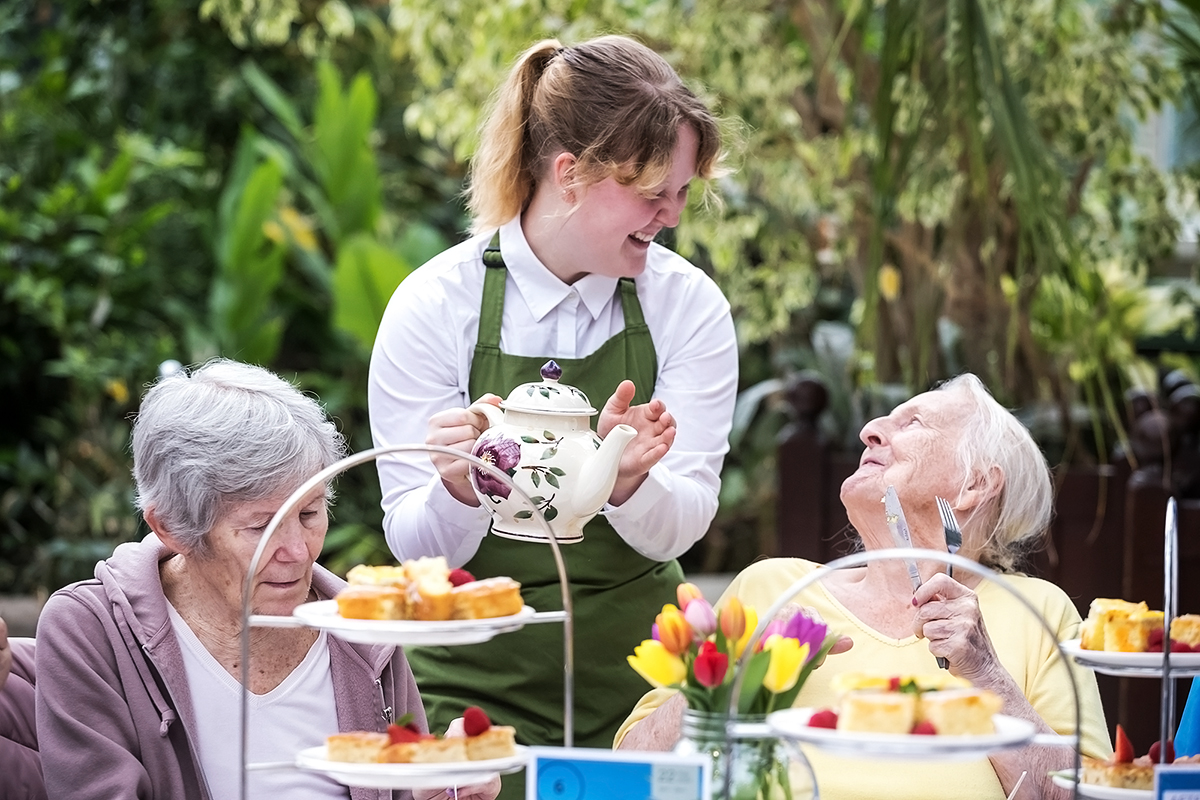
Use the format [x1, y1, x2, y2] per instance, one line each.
[940, 374, 1053, 571]
[131, 359, 346, 554]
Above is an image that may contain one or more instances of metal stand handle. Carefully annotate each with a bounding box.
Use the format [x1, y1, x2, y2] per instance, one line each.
[238, 444, 574, 800]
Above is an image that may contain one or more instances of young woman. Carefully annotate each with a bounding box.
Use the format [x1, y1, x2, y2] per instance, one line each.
[367, 34, 738, 796]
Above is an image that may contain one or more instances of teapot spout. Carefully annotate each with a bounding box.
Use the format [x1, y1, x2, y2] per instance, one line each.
[572, 423, 636, 518]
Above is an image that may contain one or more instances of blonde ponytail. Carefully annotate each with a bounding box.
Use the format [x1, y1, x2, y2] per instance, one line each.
[466, 35, 723, 234]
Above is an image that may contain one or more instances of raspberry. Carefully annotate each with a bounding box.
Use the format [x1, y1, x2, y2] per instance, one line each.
[463, 705, 491, 736]
[449, 568, 476, 587]
[807, 709, 839, 729]
[1149, 739, 1176, 763]
[911, 721, 937, 735]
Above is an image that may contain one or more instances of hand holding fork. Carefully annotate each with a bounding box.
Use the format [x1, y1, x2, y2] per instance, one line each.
[935, 497, 963, 580]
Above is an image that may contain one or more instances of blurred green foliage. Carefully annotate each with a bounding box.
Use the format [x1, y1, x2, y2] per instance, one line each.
[3, 0, 1200, 594]
[0, 0, 453, 594]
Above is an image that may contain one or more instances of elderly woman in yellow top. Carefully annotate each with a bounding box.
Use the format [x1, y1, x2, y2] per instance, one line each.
[616, 374, 1112, 800]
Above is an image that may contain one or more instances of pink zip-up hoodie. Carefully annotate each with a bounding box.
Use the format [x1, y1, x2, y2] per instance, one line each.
[35, 535, 426, 800]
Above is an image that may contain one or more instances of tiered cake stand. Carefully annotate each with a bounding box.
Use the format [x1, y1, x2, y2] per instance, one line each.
[1050, 498, 1196, 799]
[235, 445, 573, 800]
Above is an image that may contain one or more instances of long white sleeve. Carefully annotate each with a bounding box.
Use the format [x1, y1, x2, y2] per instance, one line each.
[367, 218, 737, 566]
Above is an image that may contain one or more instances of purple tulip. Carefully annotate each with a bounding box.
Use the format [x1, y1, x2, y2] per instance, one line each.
[783, 610, 829, 664]
[759, 619, 786, 643]
[684, 597, 717, 639]
[471, 433, 522, 499]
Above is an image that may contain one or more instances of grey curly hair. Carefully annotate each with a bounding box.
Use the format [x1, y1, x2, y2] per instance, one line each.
[131, 359, 346, 554]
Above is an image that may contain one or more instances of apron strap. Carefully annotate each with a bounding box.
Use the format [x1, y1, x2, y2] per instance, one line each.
[478, 232, 505, 350]
[618, 278, 646, 330]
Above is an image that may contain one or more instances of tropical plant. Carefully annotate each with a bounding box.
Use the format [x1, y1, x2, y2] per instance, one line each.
[0, 0, 456, 594]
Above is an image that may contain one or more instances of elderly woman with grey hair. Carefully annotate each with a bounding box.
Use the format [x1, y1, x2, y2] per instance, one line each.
[34, 360, 500, 800]
[616, 374, 1113, 800]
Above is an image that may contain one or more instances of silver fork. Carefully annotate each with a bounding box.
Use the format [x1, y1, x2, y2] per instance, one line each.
[936, 497, 963, 579]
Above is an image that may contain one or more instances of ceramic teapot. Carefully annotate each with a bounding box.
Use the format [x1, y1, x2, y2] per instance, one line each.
[468, 360, 636, 543]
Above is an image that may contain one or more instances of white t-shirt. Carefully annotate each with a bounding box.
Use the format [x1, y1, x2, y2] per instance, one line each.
[167, 605, 345, 799]
[368, 215, 739, 566]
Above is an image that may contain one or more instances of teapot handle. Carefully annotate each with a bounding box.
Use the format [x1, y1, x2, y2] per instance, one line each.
[467, 400, 504, 430]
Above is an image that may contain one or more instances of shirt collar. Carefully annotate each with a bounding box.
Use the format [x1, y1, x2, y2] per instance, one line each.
[499, 217, 621, 323]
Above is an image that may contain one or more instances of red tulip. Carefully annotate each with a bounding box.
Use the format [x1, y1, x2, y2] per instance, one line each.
[693, 640, 729, 688]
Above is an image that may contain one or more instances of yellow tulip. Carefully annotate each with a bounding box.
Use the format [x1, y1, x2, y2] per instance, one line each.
[762, 635, 810, 694]
[656, 604, 693, 656]
[733, 606, 759, 658]
[627, 639, 687, 688]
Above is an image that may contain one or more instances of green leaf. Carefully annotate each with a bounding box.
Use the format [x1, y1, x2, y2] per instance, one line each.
[737, 651, 771, 715]
[530, 471, 541, 488]
[542, 505, 558, 522]
[331, 233, 415, 352]
[514, 510, 533, 520]
[548, 467, 566, 476]
[241, 61, 305, 141]
[544, 472, 559, 489]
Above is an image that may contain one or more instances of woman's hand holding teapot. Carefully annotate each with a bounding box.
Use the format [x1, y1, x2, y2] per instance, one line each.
[598, 380, 677, 506]
[426, 393, 503, 506]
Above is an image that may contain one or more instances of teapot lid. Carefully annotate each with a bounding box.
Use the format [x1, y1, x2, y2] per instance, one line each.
[500, 361, 597, 415]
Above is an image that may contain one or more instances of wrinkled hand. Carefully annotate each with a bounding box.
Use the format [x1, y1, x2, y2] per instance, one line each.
[0, 617, 10, 692]
[412, 718, 502, 800]
[912, 573, 1000, 683]
[426, 394, 502, 506]
[598, 380, 676, 505]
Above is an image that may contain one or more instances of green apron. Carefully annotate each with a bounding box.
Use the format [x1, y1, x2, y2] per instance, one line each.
[405, 237, 686, 799]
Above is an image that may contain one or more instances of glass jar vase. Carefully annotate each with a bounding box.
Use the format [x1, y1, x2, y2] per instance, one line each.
[675, 709, 812, 800]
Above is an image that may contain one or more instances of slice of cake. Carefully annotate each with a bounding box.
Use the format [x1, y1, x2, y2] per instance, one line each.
[837, 691, 917, 734]
[1105, 610, 1164, 652]
[1170, 614, 1200, 649]
[335, 585, 406, 621]
[1078, 598, 1148, 651]
[326, 731, 389, 762]
[451, 577, 524, 620]
[462, 705, 518, 760]
[919, 688, 1001, 735]
[403, 557, 455, 621]
[378, 737, 468, 763]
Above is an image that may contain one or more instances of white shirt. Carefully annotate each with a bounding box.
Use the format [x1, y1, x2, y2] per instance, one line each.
[368, 216, 738, 566]
[166, 605, 345, 800]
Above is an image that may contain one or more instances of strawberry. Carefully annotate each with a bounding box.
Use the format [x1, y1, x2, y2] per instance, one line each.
[463, 705, 491, 736]
[1149, 628, 1165, 649]
[387, 723, 422, 744]
[911, 721, 937, 735]
[1148, 739, 1176, 763]
[1114, 724, 1135, 763]
[888, 676, 901, 691]
[807, 709, 839, 729]
[449, 568, 476, 587]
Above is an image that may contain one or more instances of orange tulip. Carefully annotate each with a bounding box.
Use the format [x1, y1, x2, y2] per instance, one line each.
[656, 604, 693, 656]
[676, 582, 704, 609]
[719, 597, 746, 642]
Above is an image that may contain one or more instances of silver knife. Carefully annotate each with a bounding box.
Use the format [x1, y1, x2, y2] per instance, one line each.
[885, 485, 950, 669]
[884, 485, 922, 591]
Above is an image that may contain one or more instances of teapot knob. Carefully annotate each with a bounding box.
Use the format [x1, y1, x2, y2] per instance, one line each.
[540, 360, 563, 382]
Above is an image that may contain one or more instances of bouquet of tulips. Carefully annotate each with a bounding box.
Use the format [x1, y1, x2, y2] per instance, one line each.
[627, 583, 839, 714]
